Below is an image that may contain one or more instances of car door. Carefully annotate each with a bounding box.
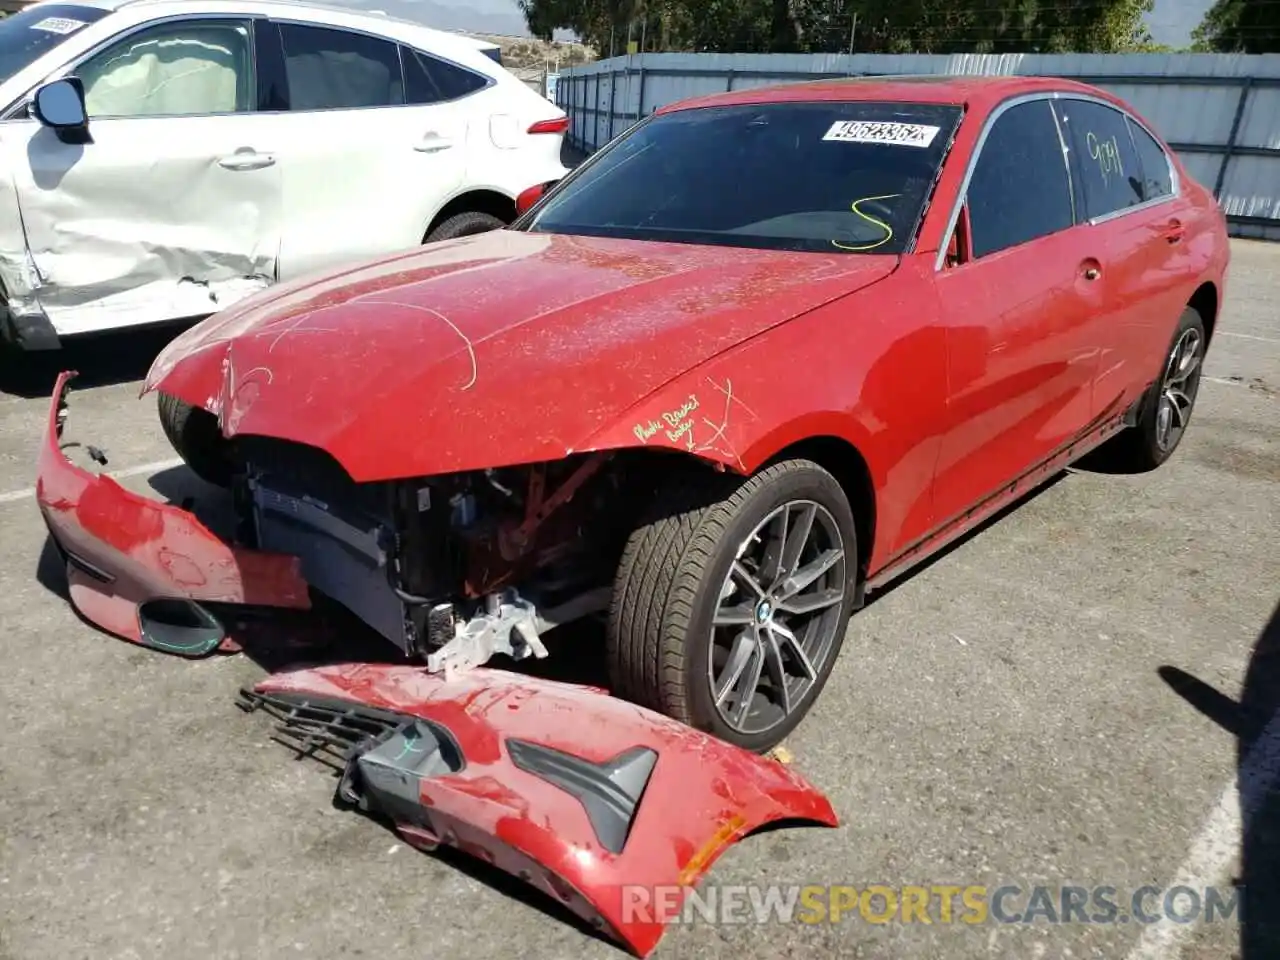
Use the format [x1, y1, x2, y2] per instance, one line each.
[930, 97, 1107, 525]
[258, 20, 476, 279]
[1054, 96, 1195, 410]
[4, 15, 282, 336]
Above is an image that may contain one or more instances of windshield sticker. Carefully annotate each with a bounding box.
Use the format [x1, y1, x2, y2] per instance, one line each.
[30, 17, 88, 34]
[822, 121, 940, 148]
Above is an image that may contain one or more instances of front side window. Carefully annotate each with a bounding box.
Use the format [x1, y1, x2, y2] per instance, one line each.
[0, 4, 110, 85]
[1054, 99, 1144, 220]
[277, 23, 402, 111]
[1127, 118, 1174, 202]
[76, 19, 252, 118]
[965, 100, 1075, 259]
[525, 101, 963, 255]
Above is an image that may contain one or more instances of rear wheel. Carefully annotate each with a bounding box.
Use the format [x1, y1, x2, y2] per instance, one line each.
[424, 211, 506, 244]
[607, 459, 859, 753]
[1102, 306, 1206, 472]
[157, 392, 235, 488]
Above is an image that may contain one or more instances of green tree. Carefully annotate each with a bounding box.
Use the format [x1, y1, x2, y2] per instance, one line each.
[1192, 0, 1280, 53]
[522, 0, 1160, 55]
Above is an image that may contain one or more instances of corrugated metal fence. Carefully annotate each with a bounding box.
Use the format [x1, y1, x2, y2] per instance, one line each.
[554, 51, 1280, 241]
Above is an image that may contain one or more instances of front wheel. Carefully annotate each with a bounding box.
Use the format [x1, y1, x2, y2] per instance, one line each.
[607, 459, 859, 753]
[156, 391, 235, 488]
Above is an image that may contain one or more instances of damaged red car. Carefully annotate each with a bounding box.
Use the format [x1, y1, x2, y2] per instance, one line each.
[38, 75, 1229, 755]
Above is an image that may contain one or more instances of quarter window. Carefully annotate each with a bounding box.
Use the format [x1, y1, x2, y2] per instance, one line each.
[76, 19, 253, 118]
[1127, 118, 1174, 201]
[965, 100, 1075, 259]
[1054, 99, 1144, 219]
[402, 47, 487, 104]
[277, 23, 402, 110]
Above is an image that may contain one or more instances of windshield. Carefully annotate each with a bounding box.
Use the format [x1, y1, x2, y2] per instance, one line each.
[526, 100, 963, 255]
[0, 4, 110, 85]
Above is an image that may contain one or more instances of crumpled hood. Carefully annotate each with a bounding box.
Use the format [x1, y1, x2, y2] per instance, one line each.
[146, 229, 897, 481]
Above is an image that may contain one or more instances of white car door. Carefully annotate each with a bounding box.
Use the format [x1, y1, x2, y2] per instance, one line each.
[261, 19, 472, 279]
[4, 15, 282, 335]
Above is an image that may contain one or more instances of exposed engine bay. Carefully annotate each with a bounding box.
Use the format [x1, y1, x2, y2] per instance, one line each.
[232, 437, 663, 676]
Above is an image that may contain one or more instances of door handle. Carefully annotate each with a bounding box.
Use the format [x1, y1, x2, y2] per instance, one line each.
[414, 134, 453, 153]
[1164, 219, 1185, 244]
[218, 150, 275, 171]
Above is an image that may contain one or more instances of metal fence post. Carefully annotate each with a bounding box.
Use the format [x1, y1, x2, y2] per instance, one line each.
[607, 63, 618, 144]
[1214, 76, 1254, 201]
[637, 66, 647, 120]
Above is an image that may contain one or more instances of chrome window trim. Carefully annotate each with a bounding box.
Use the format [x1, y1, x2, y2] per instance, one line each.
[2, 12, 263, 121]
[933, 90, 1183, 272]
[255, 16, 495, 114]
[397, 42, 496, 107]
[1048, 98, 1077, 225]
[0, 10, 496, 122]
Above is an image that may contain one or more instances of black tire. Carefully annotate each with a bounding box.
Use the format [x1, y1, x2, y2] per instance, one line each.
[607, 459, 859, 753]
[1099, 305, 1207, 473]
[157, 391, 235, 488]
[424, 211, 506, 244]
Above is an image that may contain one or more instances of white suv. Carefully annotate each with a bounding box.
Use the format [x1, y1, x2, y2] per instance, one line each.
[0, 0, 569, 349]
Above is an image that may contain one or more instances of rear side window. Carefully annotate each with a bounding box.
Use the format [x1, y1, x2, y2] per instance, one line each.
[1054, 99, 1144, 220]
[1127, 118, 1174, 201]
[965, 100, 1075, 258]
[402, 47, 488, 104]
[277, 22, 403, 110]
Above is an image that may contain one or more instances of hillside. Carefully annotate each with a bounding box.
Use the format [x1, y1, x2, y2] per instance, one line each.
[469, 33, 596, 73]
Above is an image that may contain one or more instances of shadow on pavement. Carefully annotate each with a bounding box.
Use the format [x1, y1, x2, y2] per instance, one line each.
[1160, 598, 1280, 958]
[0, 319, 195, 398]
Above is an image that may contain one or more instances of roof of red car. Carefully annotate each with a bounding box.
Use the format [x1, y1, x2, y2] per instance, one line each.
[657, 74, 1109, 115]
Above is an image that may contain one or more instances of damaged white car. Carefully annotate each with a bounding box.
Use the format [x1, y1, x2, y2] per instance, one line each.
[0, 0, 569, 350]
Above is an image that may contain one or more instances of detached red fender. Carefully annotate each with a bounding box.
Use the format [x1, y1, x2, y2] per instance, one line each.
[35, 371, 310, 655]
[244, 664, 839, 957]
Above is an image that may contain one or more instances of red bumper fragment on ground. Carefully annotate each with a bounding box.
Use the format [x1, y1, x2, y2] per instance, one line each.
[35, 371, 310, 655]
[244, 664, 839, 957]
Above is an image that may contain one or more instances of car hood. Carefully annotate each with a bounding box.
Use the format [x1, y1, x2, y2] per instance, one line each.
[146, 230, 897, 482]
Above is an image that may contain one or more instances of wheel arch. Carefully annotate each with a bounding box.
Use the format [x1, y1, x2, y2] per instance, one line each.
[594, 432, 877, 586]
[762, 436, 876, 588]
[423, 188, 517, 241]
[1188, 281, 1219, 345]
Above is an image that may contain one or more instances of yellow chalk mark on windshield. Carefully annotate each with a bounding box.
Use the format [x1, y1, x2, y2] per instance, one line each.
[831, 193, 902, 252]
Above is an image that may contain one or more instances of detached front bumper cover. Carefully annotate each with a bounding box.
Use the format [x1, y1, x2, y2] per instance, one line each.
[36, 371, 310, 655]
[241, 664, 840, 958]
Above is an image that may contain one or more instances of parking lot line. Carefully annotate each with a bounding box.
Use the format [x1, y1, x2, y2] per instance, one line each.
[1125, 708, 1280, 960]
[1220, 331, 1280, 345]
[0, 456, 183, 505]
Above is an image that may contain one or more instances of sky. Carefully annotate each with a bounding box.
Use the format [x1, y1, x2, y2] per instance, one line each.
[338, 0, 1218, 49]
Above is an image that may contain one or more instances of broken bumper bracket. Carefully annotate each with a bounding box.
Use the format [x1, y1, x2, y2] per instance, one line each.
[35, 371, 311, 654]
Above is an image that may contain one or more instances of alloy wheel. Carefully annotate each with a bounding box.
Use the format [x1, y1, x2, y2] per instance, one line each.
[708, 499, 848, 736]
[1155, 326, 1204, 453]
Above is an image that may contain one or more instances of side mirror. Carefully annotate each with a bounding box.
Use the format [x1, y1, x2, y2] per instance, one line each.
[515, 182, 547, 216]
[32, 77, 90, 143]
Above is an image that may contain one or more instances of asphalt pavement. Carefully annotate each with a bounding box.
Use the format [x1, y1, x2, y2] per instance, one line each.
[0, 239, 1276, 960]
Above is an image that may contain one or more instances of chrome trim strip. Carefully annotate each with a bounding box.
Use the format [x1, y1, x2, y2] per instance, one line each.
[932, 91, 1059, 272]
[1048, 97, 1077, 225]
[932, 89, 1184, 272]
[3, 9, 494, 121]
